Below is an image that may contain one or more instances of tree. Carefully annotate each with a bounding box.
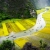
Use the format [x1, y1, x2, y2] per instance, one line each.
[39, 40, 47, 50]
[0, 40, 15, 50]
[0, 0, 37, 19]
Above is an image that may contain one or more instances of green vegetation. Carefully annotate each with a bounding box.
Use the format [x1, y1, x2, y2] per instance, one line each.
[0, 0, 37, 21]
[22, 40, 48, 50]
[0, 40, 15, 50]
[0, 13, 11, 22]
[39, 40, 47, 50]
[0, 40, 49, 50]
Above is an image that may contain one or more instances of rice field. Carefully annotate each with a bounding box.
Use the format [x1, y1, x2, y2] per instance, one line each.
[34, 9, 50, 39]
[30, 7, 50, 46]
[14, 7, 50, 48]
[0, 7, 50, 48]
[35, 8, 50, 39]
[0, 18, 36, 36]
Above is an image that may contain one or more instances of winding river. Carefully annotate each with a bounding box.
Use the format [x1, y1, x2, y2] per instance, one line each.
[0, 9, 48, 43]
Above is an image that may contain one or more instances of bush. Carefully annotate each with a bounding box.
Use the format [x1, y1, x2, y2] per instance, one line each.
[0, 40, 15, 50]
[39, 40, 47, 50]
[0, 0, 37, 20]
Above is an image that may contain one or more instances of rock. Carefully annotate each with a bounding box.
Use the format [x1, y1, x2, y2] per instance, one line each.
[45, 46, 50, 50]
[22, 42, 39, 50]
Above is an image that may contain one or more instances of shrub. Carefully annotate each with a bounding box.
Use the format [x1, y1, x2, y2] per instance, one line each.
[39, 40, 47, 50]
[0, 0, 37, 20]
[0, 40, 15, 50]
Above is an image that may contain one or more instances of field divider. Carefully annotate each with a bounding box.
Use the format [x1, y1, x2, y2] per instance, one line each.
[25, 19, 35, 25]
[15, 21, 26, 31]
[2, 23, 9, 36]
[14, 38, 28, 48]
